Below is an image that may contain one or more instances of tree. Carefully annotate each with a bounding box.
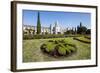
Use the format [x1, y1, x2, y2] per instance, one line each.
[37, 12, 41, 34]
[77, 25, 80, 34]
[77, 22, 87, 34]
[50, 24, 52, 34]
[86, 29, 91, 34]
[45, 30, 48, 34]
[75, 27, 77, 34]
[80, 22, 82, 28]
[81, 26, 87, 34]
[64, 29, 72, 35]
[71, 27, 74, 34]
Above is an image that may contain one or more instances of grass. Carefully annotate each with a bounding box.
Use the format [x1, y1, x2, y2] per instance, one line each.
[23, 37, 91, 62]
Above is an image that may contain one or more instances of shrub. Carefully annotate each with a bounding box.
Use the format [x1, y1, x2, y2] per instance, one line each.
[40, 44, 47, 50]
[23, 34, 65, 40]
[58, 46, 66, 55]
[66, 45, 75, 53]
[45, 43, 55, 53]
[54, 40, 59, 44]
[67, 43, 76, 47]
[57, 43, 65, 47]
[48, 40, 54, 42]
[59, 39, 65, 43]
[84, 36, 91, 39]
[40, 39, 77, 57]
[73, 37, 90, 44]
[23, 34, 33, 40]
[33, 35, 42, 39]
[65, 48, 71, 54]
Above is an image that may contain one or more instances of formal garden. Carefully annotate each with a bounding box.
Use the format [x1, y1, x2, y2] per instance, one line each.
[23, 35, 91, 62]
[23, 23, 91, 62]
[23, 12, 91, 62]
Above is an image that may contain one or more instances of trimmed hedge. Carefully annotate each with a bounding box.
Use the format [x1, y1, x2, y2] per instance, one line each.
[23, 34, 34, 40]
[84, 36, 91, 39]
[23, 34, 64, 40]
[40, 39, 77, 57]
[23, 34, 85, 40]
[58, 46, 66, 55]
[45, 43, 55, 53]
[73, 37, 90, 44]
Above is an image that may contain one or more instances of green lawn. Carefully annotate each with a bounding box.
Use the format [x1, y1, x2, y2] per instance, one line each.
[23, 37, 91, 62]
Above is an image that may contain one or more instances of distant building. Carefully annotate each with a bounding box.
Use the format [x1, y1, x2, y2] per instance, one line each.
[23, 21, 67, 35]
[23, 25, 37, 35]
[52, 21, 61, 34]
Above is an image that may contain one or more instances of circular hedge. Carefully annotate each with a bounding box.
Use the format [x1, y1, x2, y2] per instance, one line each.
[40, 39, 77, 57]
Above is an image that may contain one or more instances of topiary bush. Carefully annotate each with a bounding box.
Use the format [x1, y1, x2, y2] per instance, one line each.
[40, 39, 77, 57]
[48, 40, 54, 42]
[40, 44, 47, 52]
[58, 46, 66, 56]
[54, 40, 59, 44]
[45, 43, 55, 53]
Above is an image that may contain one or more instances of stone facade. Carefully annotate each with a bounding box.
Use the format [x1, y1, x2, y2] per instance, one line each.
[23, 21, 67, 35]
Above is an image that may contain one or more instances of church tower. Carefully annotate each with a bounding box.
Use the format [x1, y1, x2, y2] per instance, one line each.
[54, 21, 60, 34]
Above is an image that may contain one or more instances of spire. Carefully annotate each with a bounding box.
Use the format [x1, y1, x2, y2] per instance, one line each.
[55, 21, 58, 27]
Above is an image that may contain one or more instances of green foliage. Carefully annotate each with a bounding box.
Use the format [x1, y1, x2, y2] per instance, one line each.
[65, 48, 71, 54]
[23, 37, 91, 62]
[84, 35, 91, 39]
[37, 12, 41, 34]
[50, 24, 52, 34]
[66, 45, 75, 52]
[41, 34, 64, 39]
[86, 29, 91, 34]
[23, 34, 64, 40]
[33, 35, 42, 39]
[77, 22, 87, 34]
[23, 34, 33, 40]
[54, 40, 59, 44]
[40, 44, 47, 50]
[64, 29, 75, 35]
[45, 43, 55, 52]
[40, 39, 77, 56]
[48, 40, 54, 42]
[58, 46, 66, 55]
[23, 34, 42, 39]
[73, 37, 91, 44]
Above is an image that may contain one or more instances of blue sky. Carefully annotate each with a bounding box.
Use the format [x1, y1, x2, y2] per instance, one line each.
[22, 10, 91, 29]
